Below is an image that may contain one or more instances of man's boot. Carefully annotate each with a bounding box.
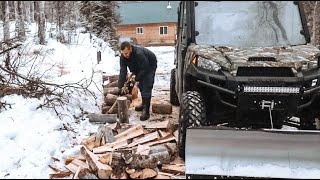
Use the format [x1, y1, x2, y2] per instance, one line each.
[135, 98, 145, 111]
[140, 98, 151, 121]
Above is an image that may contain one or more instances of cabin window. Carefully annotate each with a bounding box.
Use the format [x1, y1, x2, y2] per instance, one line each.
[136, 27, 143, 34]
[160, 26, 168, 35]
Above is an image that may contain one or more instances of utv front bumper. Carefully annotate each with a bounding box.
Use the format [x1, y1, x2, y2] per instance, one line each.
[187, 64, 320, 113]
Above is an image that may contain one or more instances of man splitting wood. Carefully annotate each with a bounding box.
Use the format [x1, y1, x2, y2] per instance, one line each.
[117, 41, 157, 121]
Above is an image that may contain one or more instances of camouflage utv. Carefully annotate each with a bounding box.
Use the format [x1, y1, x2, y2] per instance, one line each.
[170, 1, 320, 160]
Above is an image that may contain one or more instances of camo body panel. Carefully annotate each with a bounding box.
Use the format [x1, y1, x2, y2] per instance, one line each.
[187, 44, 320, 76]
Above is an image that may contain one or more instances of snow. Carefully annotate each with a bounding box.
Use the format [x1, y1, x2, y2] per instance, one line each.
[0, 22, 174, 178]
[0, 21, 320, 179]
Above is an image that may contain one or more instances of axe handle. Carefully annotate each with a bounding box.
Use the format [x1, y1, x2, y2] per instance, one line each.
[107, 99, 118, 114]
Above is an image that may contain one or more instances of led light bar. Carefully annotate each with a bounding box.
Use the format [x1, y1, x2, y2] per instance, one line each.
[243, 86, 300, 94]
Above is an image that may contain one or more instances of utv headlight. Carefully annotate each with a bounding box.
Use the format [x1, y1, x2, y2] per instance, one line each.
[197, 56, 221, 71]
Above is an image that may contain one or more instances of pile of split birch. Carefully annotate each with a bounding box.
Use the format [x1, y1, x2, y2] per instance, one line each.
[48, 74, 184, 179]
[50, 120, 184, 179]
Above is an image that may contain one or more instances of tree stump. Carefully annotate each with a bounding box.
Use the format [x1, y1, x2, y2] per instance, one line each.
[117, 96, 129, 123]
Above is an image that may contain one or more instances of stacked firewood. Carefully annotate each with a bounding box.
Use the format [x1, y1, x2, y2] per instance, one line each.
[50, 120, 185, 179]
[100, 74, 138, 115]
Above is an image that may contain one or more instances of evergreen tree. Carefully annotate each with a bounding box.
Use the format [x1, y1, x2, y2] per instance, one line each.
[79, 1, 120, 50]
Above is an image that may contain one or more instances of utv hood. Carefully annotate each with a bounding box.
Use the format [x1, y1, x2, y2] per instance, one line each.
[188, 44, 320, 76]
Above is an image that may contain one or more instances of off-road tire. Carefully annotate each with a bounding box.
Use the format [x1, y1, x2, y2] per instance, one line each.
[178, 91, 206, 159]
[170, 68, 180, 106]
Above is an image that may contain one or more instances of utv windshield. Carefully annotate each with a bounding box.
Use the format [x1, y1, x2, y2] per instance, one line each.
[195, 1, 307, 47]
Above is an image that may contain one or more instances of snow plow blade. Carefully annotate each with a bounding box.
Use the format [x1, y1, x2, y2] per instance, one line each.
[185, 127, 320, 179]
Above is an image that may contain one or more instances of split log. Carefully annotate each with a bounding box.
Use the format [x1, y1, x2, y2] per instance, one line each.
[140, 168, 157, 179]
[71, 159, 89, 169]
[104, 93, 118, 106]
[87, 113, 117, 123]
[80, 133, 96, 151]
[65, 162, 79, 173]
[78, 168, 99, 179]
[64, 155, 85, 165]
[126, 131, 160, 148]
[126, 167, 136, 174]
[94, 125, 107, 147]
[92, 139, 128, 153]
[80, 146, 113, 179]
[49, 171, 72, 179]
[135, 144, 151, 155]
[99, 153, 113, 165]
[117, 96, 129, 123]
[143, 134, 176, 147]
[152, 103, 172, 114]
[130, 171, 143, 179]
[73, 166, 82, 179]
[144, 120, 173, 131]
[156, 172, 177, 179]
[110, 172, 129, 179]
[103, 87, 119, 96]
[158, 130, 171, 138]
[161, 164, 185, 175]
[114, 124, 144, 142]
[173, 130, 179, 143]
[104, 126, 114, 143]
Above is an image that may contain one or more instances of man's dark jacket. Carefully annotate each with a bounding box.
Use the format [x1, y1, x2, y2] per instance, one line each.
[118, 45, 157, 89]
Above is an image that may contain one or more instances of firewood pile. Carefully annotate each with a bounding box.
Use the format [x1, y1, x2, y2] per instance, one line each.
[50, 119, 185, 179]
[48, 74, 184, 179]
[100, 74, 138, 115]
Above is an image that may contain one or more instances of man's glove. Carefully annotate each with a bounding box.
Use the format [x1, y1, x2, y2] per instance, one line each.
[121, 86, 129, 95]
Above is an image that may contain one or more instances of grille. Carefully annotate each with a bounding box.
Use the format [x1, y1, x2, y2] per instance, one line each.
[236, 67, 294, 77]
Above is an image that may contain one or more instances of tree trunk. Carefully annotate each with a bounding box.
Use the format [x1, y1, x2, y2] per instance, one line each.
[2, 1, 10, 69]
[30, 1, 34, 22]
[38, 1, 45, 45]
[17, 1, 25, 40]
[24, 1, 31, 24]
[34, 1, 39, 23]
[14, 1, 18, 20]
[3, 1, 10, 41]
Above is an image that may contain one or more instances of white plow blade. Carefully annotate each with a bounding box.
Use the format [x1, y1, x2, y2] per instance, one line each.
[185, 127, 320, 179]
